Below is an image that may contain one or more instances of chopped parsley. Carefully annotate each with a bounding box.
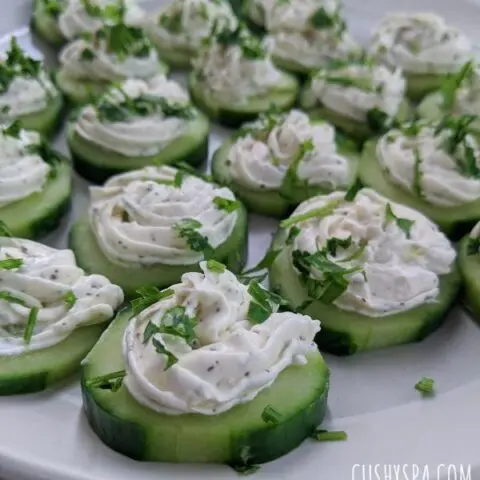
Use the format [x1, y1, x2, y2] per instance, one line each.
[3, 120, 21, 138]
[441, 60, 475, 110]
[312, 429, 348, 442]
[325, 236, 352, 256]
[152, 337, 178, 370]
[0, 258, 23, 270]
[466, 236, 480, 255]
[80, 48, 96, 61]
[81, 0, 126, 23]
[384, 203, 414, 238]
[212, 196, 241, 213]
[210, 23, 266, 60]
[310, 6, 345, 32]
[131, 286, 174, 315]
[173, 218, 214, 259]
[23, 307, 38, 345]
[247, 281, 287, 324]
[206, 259, 225, 273]
[26, 139, 63, 177]
[63, 290, 77, 309]
[235, 106, 283, 140]
[85, 370, 126, 392]
[174, 170, 184, 187]
[0, 291, 27, 306]
[414, 376, 435, 395]
[261, 405, 282, 425]
[366, 107, 389, 132]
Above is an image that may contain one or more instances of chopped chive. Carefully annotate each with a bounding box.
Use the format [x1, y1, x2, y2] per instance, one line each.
[413, 147, 423, 198]
[0, 258, 23, 269]
[23, 307, 38, 344]
[415, 376, 435, 395]
[131, 286, 175, 315]
[280, 200, 341, 229]
[0, 291, 27, 306]
[85, 370, 127, 392]
[312, 429, 348, 442]
[261, 405, 282, 425]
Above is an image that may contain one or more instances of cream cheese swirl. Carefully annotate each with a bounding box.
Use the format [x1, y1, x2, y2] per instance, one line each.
[123, 261, 320, 415]
[74, 76, 190, 157]
[0, 129, 51, 209]
[59, 31, 162, 83]
[228, 110, 351, 190]
[376, 124, 480, 207]
[89, 166, 239, 266]
[290, 189, 455, 316]
[192, 27, 283, 105]
[0, 237, 123, 356]
[305, 62, 406, 122]
[147, 0, 237, 54]
[58, 0, 145, 40]
[370, 13, 473, 75]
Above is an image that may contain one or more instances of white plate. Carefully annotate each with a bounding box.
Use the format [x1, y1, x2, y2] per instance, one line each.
[1, 1, 480, 479]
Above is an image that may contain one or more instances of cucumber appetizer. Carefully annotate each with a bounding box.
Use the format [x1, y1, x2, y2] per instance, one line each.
[0, 37, 63, 138]
[459, 222, 480, 320]
[360, 116, 480, 238]
[0, 122, 71, 239]
[417, 61, 480, 136]
[188, 23, 299, 127]
[31, 0, 145, 49]
[68, 75, 209, 183]
[82, 260, 329, 466]
[145, 0, 238, 69]
[300, 58, 411, 142]
[56, 20, 169, 105]
[369, 13, 473, 102]
[212, 109, 359, 217]
[243, 0, 360, 76]
[69, 165, 248, 297]
[0, 234, 123, 395]
[269, 188, 460, 355]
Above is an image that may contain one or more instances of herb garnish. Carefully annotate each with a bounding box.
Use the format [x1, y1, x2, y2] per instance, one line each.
[312, 429, 348, 442]
[159, 10, 182, 33]
[384, 203, 414, 238]
[286, 226, 300, 245]
[23, 307, 38, 345]
[261, 405, 282, 425]
[344, 179, 362, 201]
[366, 107, 389, 132]
[173, 218, 214, 258]
[3, 120, 21, 139]
[325, 236, 352, 256]
[310, 6, 345, 32]
[41, 0, 62, 18]
[0, 291, 27, 306]
[414, 376, 435, 395]
[81, 0, 126, 22]
[467, 236, 480, 255]
[247, 281, 286, 324]
[206, 259, 225, 273]
[63, 290, 77, 309]
[131, 286, 175, 315]
[152, 337, 178, 370]
[85, 370, 127, 392]
[280, 199, 341, 229]
[26, 139, 62, 178]
[174, 170, 183, 187]
[213, 196, 241, 213]
[280, 139, 315, 198]
[235, 106, 283, 140]
[441, 60, 475, 110]
[0, 258, 23, 270]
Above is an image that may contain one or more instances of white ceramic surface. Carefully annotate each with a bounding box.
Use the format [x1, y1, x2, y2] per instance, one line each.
[0, 1, 480, 479]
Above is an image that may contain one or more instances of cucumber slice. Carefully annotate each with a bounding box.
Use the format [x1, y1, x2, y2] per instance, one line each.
[69, 206, 249, 298]
[56, 64, 170, 106]
[458, 235, 480, 321]
[269, 228, 461, 355]
[0, 324, 105, 395]
[405, 72, 444, 102]
[271, 55, 312, 78]
[82, 308, 329, 464]
[15, 93, 64, 138]
[67, 114, 210, 184]
[30, 0, 66, 49]
[188, 72, 299, 127]
[299, 92, 412, 142]
[211, 132, 359, 217]
[0, 158, 71, 240]
[359, 140, 480, 238]
[149, 41, 193, 70]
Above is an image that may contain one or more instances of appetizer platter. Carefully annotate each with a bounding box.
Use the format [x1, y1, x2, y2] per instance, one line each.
[2, 0, 480, 479]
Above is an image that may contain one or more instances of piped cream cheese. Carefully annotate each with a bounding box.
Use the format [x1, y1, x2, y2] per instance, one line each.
[123, 261, 320, 415]
[376, 123, 480, 207]
[89, 166, 239, 266]
[370, 13, 473, 75]
[74, 76, 191, 157]
[0, 128, 51, 209]
[0, 237, 123, 356]
[228, 109, 352, 190]
[288, 189, 456, 317]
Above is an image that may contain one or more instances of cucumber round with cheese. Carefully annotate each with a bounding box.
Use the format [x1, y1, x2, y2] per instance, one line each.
[458, 226, 480, 320]
[67, 76, 210, 183]
[0, 236, 124, 395]
[69, 166, 248, 298]
[211, 111, 359, 217]
[82, 265, 329, 465]
[268, 189, 461, 355]
[360, 119, 480, 238]
[31, 0, 65, 48]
